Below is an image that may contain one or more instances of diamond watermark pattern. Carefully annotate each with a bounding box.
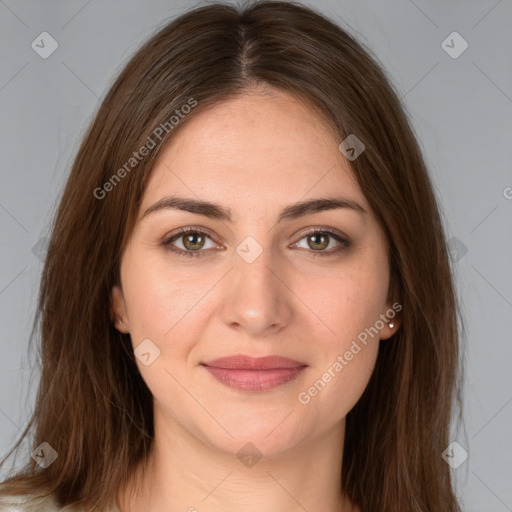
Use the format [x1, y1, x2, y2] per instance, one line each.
[441, 32, 468, 59]
[236, 236, 263, 264]
[31, 237, 49, 262]
[448, 237, 468, 263]
[31, 32, 59, 59]
[441, 441, 468, 469]
[338, 134, 365, 161]
[31, 442, 58, 468]
[134, 338, 161, 366]
[236, 442, 263, 468]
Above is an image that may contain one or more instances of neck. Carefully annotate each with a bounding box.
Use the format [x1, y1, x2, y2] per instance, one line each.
[118, 409, 357, 512]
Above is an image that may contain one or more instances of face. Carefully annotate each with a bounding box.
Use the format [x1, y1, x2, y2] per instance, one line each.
[111, 86, 399, 457]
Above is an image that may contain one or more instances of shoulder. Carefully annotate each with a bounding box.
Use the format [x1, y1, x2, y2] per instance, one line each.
[0, 492, 58, 511]
[0, 492, 84, 512]
[0, 492, 121, 512]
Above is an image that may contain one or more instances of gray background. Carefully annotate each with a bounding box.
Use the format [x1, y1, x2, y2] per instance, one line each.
[1, 0, 511, 510]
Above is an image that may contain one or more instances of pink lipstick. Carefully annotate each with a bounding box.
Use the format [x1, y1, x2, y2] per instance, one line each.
[201, 355, 307, 392]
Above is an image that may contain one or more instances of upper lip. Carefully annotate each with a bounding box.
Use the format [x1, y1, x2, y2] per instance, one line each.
[202, 354, 307, 370]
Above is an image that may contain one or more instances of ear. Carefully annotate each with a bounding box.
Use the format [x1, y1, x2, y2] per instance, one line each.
[110, 284, 130, 333]
[379, 299, 402, 341]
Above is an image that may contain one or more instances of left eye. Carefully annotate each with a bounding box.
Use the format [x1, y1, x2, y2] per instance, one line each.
[292, 229, 349, 254]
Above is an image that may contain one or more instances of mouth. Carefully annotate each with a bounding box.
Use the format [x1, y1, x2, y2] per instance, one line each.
[200, 354, 308, 392]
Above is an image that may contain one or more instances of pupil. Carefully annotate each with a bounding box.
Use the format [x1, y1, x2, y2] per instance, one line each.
[310, 234, 328, 250]
[185, 233, 203, 249]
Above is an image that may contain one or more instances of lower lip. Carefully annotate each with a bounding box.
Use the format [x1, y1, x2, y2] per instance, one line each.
[202, 365, 307, 391]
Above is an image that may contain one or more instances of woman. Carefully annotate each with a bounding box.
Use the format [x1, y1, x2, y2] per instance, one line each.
[0, 1, 464, 511]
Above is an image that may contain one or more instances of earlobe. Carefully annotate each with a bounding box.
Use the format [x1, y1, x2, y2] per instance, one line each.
[379, 300, 402, 340]
[110, 284, 130, 333]
[380, 320, 400, 340]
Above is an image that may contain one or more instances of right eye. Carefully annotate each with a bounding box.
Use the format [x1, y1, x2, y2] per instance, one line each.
[162, 227, 221, 258]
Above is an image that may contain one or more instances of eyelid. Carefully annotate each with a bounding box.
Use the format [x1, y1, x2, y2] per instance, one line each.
[162, 226, 222, 249]
[289, 226, 351, 254]
[292, 226, 349, 244]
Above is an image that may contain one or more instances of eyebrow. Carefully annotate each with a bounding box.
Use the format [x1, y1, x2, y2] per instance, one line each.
[141, 195, 367, 223]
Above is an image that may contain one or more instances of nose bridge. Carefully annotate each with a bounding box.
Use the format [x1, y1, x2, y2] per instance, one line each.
[234, 238, 276, 289]
[221, 235, 292, 335]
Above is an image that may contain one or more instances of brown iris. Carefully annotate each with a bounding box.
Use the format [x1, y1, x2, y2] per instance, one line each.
[182, 232, 206, 250]
[307, 233, 329, 251]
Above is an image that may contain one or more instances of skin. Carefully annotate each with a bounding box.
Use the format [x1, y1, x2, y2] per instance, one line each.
[112, 85, 400, 512]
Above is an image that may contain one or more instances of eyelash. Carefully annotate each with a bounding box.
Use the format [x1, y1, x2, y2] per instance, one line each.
[161, 227, 351, 259]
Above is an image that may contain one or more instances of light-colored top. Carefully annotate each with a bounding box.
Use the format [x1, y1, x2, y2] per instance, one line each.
[0, 493, 121, 512]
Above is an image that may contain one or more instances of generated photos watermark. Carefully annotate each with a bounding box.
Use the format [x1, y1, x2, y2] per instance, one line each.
[297, 301, 402, 405]
[93, 97, 198, 200]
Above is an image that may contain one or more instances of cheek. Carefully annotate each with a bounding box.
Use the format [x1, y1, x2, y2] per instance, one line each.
[304, 344, 379, 423]
[293, 259, 387, 413]
[120, 256, 225, 397]
[296, 286, 381, 422]
[120, 261, 207, 404]
[122, 256, 212, 342]
[300, 259, 389, 349]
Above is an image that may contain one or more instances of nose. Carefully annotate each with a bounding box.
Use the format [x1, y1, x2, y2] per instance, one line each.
[220, 241, 293, 337]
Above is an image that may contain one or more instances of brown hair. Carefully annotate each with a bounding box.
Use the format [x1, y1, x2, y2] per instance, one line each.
[0, 1, 464, 510]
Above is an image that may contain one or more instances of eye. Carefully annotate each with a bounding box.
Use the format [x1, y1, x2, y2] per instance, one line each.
[291, 228, 351, 257]
[162, 227, 220, 258]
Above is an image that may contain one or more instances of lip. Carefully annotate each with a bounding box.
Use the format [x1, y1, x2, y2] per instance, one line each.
[201, 355, 308, 392]
[202, 354, 306, 370]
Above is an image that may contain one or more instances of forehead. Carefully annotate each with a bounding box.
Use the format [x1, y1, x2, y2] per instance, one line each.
[142, 88, 368, 214]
